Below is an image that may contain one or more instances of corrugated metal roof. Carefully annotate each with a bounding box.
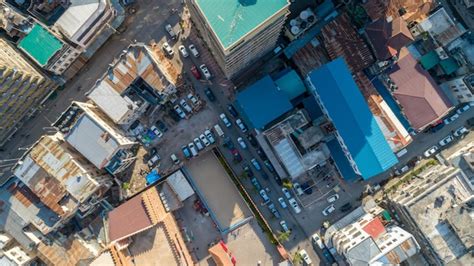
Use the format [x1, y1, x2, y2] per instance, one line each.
[88, 80, 135, 123]
[274, 69, 307, 100]
[55, 0, 104, 39]
[166, 170, 194, 202]
[308, 58, 398, 179]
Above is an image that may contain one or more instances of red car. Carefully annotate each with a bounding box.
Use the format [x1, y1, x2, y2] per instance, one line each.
[231, 148, 242, 162]
[190, 65, 201, 80]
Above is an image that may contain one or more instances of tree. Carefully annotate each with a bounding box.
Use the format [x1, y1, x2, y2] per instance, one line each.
[282, 178, 292, 189]
[292, 251, 303, 265]
[277, 230, 291, 242]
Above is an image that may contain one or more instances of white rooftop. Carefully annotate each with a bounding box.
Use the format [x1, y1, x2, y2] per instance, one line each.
[55, 0, 106, 39]
[274, 138, 305, 178]
[166, 170, 194, 202]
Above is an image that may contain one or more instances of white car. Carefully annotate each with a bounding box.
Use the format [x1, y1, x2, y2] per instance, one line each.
[279, 220, 290, 233]
[277, 197, 287, 208]
[293, 182, 304, 196]
[235, 119, 248, 133]
[204, 129, 215, 144]
[147, 154, 160, 167]
[322, 204, 335, 216]
[199, 134, 210, 146]
[237, 137, 247, 149]
[173, 105, 185, 119]
[178, 45, 189, 57]
[220, 113, 231, 128]
[453, 126, 469, 137]
[423, 145, 439, 157]
[327, 194, 339, 203]
[456, 104, 470, 114]
[162, 42, 174, 56]
[194, 137, 204, 150]
[188, 44, 199, 57]
[179, 99, 192, 113]
[298, 249, 312, 265]
[150, 126, 163, 138]
[199, 64, 212, 79]
[188, 142, 198, 157]
[282, 188, 291, 199]
[170, 153, 180, 165]
[187, 93, 198, 105]
[444, 113, 459, 125]
[311, 233, 325, 249]
[165, 24, 176, 39]
[288, 198, 301, 214]
[259, 189, 270, 202]
[438, 135, 454, 147]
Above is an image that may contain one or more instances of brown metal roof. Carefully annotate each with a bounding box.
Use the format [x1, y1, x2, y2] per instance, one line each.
[388, 50, 452, 130]
[366, 17, 413, 60]
[362, 0, 434, 23]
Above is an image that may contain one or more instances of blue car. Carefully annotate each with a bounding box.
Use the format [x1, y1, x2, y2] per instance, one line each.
[181, 146, 191, 159]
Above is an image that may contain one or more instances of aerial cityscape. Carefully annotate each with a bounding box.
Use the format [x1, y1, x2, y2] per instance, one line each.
[0, 0, 472, 265]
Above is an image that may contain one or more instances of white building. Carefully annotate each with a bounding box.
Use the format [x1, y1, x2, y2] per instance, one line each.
[440, 76, 473, 103]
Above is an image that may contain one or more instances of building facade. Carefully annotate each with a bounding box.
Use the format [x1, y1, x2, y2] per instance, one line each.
[0, 38, 58, 147]
[187, 0, 290, 78]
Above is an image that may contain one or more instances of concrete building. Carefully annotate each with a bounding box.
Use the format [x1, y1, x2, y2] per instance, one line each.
[440, 76, 474, 104]
[0, 38, 58, 147]
[18, 23, 82, 75]
[53, 101, 137, 174]
[87, 43, 180, 126]
[12, 133, 112, 234]
[389, 164, 473, 265]
[187, 0, 290, 78]
[325, 203, 420, 265]
[54, 0, 115, 49]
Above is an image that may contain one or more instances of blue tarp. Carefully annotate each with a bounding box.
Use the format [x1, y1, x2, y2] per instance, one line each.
[308, 58, 398, 179]
[146, 169, 162, 185]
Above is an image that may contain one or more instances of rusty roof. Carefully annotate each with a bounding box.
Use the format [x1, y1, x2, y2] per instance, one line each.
[37, 236, 95, 266]
[362, 0, 435, 23]
[366, 17, 413, 60]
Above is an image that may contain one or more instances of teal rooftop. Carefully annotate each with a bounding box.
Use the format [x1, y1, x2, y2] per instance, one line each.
[195, 0, 288, 49]
[18, 24, 63, 66]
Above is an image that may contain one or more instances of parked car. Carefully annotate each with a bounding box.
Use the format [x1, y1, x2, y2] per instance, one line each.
[150, 126, 163, 138]
[205, 88, 216, 101]
[188, 142, 198, 157]
[235, 119, 247, 132]
[439, 134, 454, 146]
[227, 104, 238, 117]
[322, 248, 336, 264]
[173, 105, 185, 119]
[394, 165, 410, 176]
[423, 145, 439, 157]
[277, 197, 287, 208]
[251, 177, 262, 191]
[192, 138, 202, 151]
[251, 158, 262, 171]
[456, 104, 470, 114]
[327, 194, 339, 203]
[231, 148, 242, 162]
[155, 120, 168, 132]
[243, 164, 254, 177]
[454, 126, 469, 137]
[288, 198, 301, 214]
[178, 45, 188, 57]
[147, 154, 160, 167]
[188, 44, 199, 57]
[181, 145, 191, 159]
[237, 137, 247, 149]
[199, 134, 210, 146]
[199, 64, 212, 79]
[162, 42, 174, 56]
[339, 203, 352, 212]
[190, 65, 201, 79]
[259, 189, 270, 202]
[263, 160, 275, 173]
[213, 124, 224, 138]
[180, 99, 192, 113]
[311, 233, 325, 249]
[298, 249, 312, 265]
[170, 153, 180, 165]
[204, 129, 215, 144]
[165, 24, 176, 39]
[279, 220, 290, 233]
[220, 113, 231, 128]
[187, 93, 198, 105]
[293, 182, 304, 196]
[223, 137, 235, 149]
[282, 188, 291, 199]
[322, 204, 335, 216]
[444, 113, 460, 125]
[256, 148, 267, 160]
[429, 122, 445, 133]
[268, 203, 281, 218]
[247, 134, 258, 147]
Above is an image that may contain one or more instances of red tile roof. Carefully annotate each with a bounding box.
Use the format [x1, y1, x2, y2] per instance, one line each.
[366, 17, 413, 60]
[362, 217, 386, 239]
[388, 50, 451, 130]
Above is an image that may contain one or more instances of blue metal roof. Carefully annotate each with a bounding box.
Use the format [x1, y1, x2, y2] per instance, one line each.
[274, 69, 307, 100]
[234, 75, 293, 129]
[327, 138, 358, 181]
[308, 58, 398, 179]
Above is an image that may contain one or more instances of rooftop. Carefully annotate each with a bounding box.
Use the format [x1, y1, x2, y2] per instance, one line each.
[419, 7, 467, 46]
[194, 0, 289, 49]
[273, 69, 307, 101]
[308, 58, 398, 179]
[234, 75, 293, 129]
[387, 49, 452, 130]
[18, 23, 63, 66]
[55, 0, 106, 40]
[366, 17, 413, 60]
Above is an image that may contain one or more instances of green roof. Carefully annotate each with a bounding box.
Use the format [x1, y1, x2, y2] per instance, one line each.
[439, 58, 459, 75]
[274, 69, 307, 100]
[420, 51, 439, 70]
[18, 24, 63, 66]
[195, 0, 288, 49]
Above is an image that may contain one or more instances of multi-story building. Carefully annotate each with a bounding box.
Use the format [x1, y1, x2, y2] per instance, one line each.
[0, 38, 58, 147]
[389, 163, 473, 265]
[440, 76, 474, 104]
[187, 0, 290, 78]
[54, 0, 115, 49]
[12, 133, 112, 234]
[325, 204, 420, 265]
[53, 101, 137, 174]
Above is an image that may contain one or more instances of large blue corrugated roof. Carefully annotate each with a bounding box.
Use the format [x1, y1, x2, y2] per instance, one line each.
[235, 75, 293, 129]
[308, 58, 397, 179]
